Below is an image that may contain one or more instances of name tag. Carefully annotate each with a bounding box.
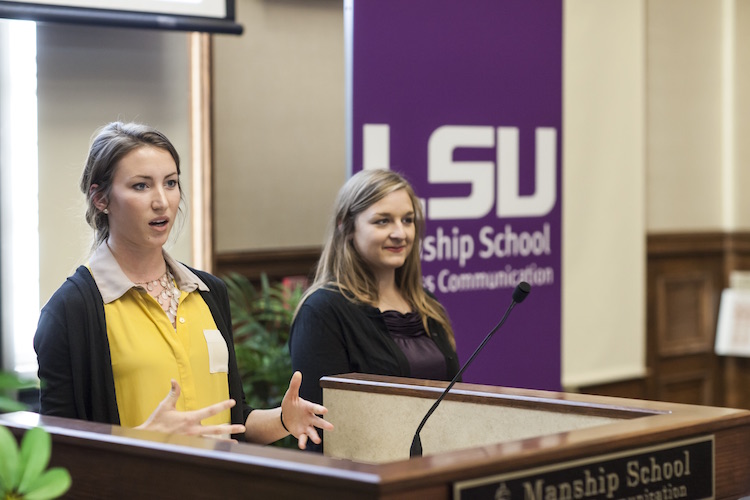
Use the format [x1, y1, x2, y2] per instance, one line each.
[203, 329, 229, 373]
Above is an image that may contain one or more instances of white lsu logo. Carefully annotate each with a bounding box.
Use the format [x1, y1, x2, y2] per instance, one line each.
[362, 124, 557, 220]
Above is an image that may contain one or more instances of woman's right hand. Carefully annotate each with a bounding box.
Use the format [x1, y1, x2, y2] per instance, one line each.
[135, 379, 246, 438]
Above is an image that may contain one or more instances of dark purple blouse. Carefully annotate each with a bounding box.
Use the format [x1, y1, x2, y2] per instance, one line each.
[382, 310, 447, 380]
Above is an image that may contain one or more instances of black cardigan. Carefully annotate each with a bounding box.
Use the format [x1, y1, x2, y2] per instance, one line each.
[33, 265, 252, 439]
[289, 287, 460, 407]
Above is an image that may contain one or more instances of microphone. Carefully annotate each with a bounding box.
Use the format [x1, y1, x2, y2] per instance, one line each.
[409, 281, 531, 458]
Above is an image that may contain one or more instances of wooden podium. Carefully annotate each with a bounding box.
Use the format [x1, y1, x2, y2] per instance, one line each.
[2, 374, 749, 499]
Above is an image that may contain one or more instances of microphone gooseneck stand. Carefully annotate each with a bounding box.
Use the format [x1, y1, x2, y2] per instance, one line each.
[409, 282, 531, 458]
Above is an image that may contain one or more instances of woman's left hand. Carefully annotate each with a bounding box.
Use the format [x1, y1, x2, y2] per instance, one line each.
[281, 371, 334, 449]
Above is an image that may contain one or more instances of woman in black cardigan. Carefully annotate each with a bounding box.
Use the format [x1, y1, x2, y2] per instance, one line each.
[289, 169, 459, 451]
[34, 121, 332, 449]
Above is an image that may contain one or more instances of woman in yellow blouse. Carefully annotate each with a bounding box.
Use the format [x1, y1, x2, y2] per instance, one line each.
[34, 121, 332, 448]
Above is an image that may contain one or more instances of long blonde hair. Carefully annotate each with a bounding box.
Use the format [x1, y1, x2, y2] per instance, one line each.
[298, 169, 455, 347]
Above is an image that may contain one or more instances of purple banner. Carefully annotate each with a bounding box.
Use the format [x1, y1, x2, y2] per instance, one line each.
[346, 0, 562, 390]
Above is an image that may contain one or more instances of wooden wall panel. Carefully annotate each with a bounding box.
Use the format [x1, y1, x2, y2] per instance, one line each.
[655, 368, 713, 406]
[644, 232, 750, 409]
[581, 232, 750, 409]
[214, 247, 321, 285]
[654, 270, 716, 356]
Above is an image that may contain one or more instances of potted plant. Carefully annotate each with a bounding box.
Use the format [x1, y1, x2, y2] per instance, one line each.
[223, 272, 305, 448]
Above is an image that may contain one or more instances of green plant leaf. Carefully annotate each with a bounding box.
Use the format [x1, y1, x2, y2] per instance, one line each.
[17, 427, 51, 494]
[0, 426, 20, 492]
[19, 468, 71, 500]
[0, 396, 28, 413]
[222, 272, 301, 433]
[0, 373, 36, 391]
[0, 371, 34, 414]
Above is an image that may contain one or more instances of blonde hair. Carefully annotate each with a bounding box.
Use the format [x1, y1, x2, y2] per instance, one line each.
[298, 169, 455, 347]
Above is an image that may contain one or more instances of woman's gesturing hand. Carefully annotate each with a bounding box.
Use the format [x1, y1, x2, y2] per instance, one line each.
[281, 371, 334, 449]
[136, 379, 246, 438]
